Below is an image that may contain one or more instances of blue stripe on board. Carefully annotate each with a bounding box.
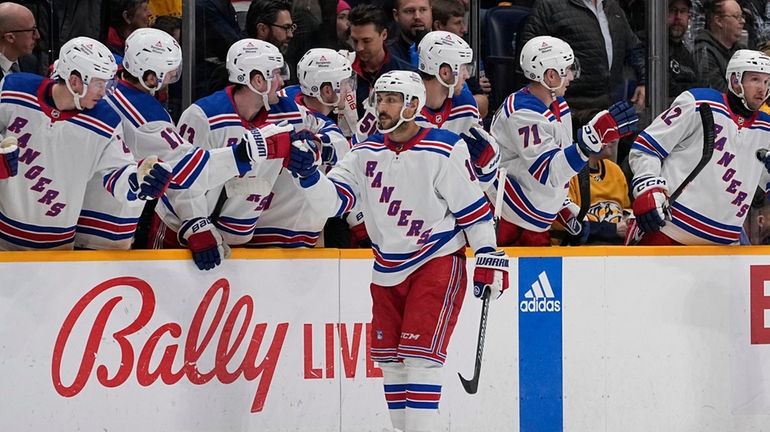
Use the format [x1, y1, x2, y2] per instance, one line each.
[519, 257, 563, 432]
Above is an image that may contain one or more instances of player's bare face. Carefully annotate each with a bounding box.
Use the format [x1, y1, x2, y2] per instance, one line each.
[395, 0, 432, 39]
[376, 92, 405, 130]
[351, 24, 386, 65]
[740, 71, 770, 111]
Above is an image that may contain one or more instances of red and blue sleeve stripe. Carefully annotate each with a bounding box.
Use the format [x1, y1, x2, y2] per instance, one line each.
[453, 197, 492, 229]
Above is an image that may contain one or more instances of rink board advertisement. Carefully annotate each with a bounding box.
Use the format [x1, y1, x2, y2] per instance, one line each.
[1, 247, 770, 432]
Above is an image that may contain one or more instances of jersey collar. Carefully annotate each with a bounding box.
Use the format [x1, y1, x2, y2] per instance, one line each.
[383, 126, 430, 153]
[227, 85, 269, 129]
[421, 96, 452, 128]
[723, 93, 758, 129]
[37, 79, 80, 121]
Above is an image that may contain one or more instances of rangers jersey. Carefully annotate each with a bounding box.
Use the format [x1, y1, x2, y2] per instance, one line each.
[630, 88, 770, 245]
[158, 85, 345, 247]
[299, 127, 496, 286]
[74, 80, 248, 249]
[0, 73, 139, 250]
[489, 87, 586, 232]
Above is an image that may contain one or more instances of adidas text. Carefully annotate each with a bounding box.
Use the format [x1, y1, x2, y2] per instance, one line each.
[520, 271, 561, 313]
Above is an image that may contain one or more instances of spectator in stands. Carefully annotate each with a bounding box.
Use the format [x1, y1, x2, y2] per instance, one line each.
[106, 0, 152, 56]
[387, 0, 431, 66]
[349, 4, 414, 117]
[694, 0, 746, 91]
[565, 139, 631, 245]
[153, 14, 181, 43]
[0, 2, 39, 80]
[148, 0, 181, 18]
[669, 0, 699, 102]
[521, 0, 646, 128]
[246, 0, 295, 54]
[431, 0, 491, 117]
[194, 0, 241, 99]
[337, 0, 353, 50]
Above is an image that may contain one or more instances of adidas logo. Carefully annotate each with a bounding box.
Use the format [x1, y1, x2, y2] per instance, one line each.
[520, 271, 561, 313]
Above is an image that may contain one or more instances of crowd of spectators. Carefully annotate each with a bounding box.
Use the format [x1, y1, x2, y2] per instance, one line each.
[3, 0, 770, 250]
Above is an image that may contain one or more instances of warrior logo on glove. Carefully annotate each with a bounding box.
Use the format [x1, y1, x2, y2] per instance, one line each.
[473, 250, 510, 300]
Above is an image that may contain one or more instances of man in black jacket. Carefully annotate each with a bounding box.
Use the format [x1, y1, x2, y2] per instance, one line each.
[521, 0, 646, 130]
[669, 0, 699, 101]
[694, 0, 746, 92]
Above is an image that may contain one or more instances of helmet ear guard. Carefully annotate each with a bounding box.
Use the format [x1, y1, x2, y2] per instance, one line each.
[373, 70, 426, 134]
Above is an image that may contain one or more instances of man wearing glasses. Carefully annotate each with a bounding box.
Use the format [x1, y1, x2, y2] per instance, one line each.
[0, 2, 38, 80]
[246, 0, 295, 54]
[694, 0, 746, 92]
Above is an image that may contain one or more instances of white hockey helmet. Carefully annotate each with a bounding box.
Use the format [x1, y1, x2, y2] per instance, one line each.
[123, 28, 182, 95]
[520, 35, 579, 92]
[297, 48, 356, 107]
[55, 36, 117, 110]
[418, 30, 474, 89]
[373, 70, 426, 133]
[726, 49, 770, 109]
[226, 38, 288, 109]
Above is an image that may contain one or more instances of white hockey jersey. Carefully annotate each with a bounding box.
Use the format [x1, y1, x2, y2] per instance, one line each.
[160, 86, 345, 247]
[630, 88, 770, 245]
[0, 73, 139, 250]
[299, 127, 496, 286]
[489, 88, 586, 232]
[75, 80, 246, 249]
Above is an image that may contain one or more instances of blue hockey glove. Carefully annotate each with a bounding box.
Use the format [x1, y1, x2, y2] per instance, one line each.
[287, 131, 322, 184]
[179, 218, 226, 271]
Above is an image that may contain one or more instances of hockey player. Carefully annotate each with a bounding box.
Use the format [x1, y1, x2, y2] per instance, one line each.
[415, 30, 499, 187]
[282, 47, 355, 167]
[76, 28, 277, 252]
[629, 49, 770, 245]
[150, 39, 346, 268]
[490, 36, 638, 246]
[285, 70, 510, 432]
[0, 37, 171, 250]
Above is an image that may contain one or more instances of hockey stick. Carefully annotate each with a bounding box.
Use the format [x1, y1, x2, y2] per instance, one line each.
[562, 165, 591, 246]
[625, 103, 715, 244]
[458, 167, 507, 394]
[668, 104, 715, 203]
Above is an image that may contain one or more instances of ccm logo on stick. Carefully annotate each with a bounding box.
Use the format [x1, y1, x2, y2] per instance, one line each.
[750, 265, 770, 345]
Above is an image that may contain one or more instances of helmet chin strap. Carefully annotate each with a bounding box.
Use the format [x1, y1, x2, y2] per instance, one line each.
[65, 79, 88, 110]
[247, 79, 273, 112]
[541, 75, 565, 102]
[437, 74, 458, 100]
[377, 105, 417, 134]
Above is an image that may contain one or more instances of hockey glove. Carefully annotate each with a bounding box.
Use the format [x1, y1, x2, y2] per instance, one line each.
[577, 101, 639, 156]
[632, 177, 669, 234]
[0, 136, 19, 179]
[287, 131, 322, 184]
[473, 249, 510, 300]
[461, 127, 499, 174]
[349, 221, 371, 248]
[317, 132, 338, 166]
[179, 217, 226, 271]
[236, 123, 294, 163]
[556, 199, 590, 245]
[135, 157, 173, 200]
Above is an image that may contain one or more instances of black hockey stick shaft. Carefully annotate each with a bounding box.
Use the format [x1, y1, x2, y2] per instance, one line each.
[458, 167, 507, 394]
[562, 165, 591, 246]
[668, 104, 715, 204]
